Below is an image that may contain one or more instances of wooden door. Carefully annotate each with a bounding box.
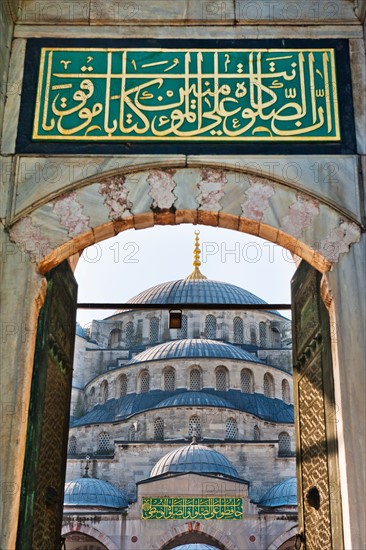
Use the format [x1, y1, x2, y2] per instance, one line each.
[292, 261, 343, 549]
[16, 261, 77, 550]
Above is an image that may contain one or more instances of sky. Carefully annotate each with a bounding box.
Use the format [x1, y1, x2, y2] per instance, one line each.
[75, 224, 296, 328]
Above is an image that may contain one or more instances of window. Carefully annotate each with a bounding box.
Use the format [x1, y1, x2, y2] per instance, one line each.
[188, 415, 201, 440]
[205, 315, 217, 339]
[149, 317, 160, 344]
[178, 314, 188, 339]
[164, 367, 175, 391]
[109, 328, 122, 348]
[125, 322, 134, 347]
[241, 369, 254, 394]
[100, 380, 109, 403]
[259, 322, 267, 347]
[282, 379, 291, 404]
[226, 418, 238, 440]
[89, 386, 95, 409]
[190, 368, 202, 391]
[250, 326, 257, 345]
[128, 425, 136, 442]
[216, 367, 228, 391]
[68, 436, 77, 454]
[154, 418, 164, 440]
[264, 372, 275, 399]
[118, 374, 128, 397]
[271, 326, 281, 346]
[233, 317, 243, 344]
[140, 371, 150, 393]
[278, 432, 291, 456]
[254, 425, 260, 441]
[98, 432, 110, 452]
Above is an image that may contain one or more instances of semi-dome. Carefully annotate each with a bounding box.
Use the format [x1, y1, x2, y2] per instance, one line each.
[126, 339, 262, 365]
[128, 278, 267, 306]
[150, 442, 240, 479]
[64, 477, 128, 509]
[258, 477, 297, 507]
[155, 391, 235, 410]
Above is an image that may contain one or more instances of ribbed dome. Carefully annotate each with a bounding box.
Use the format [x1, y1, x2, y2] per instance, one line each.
[126, 339, 261, 365]
[150, 443, 240, 479]
[156, 391, 235, 410]
[64, 477, 128, 509]
[258, 477, 297, 507]
[128, 278, 267, 305]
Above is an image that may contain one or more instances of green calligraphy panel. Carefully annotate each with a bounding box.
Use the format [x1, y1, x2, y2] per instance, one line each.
[33, 48, 340, 142]
[141, 497, 243, 520]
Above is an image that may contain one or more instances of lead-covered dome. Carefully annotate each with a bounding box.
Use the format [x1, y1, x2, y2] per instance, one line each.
[126, 339, 262, 365]
[150, 442, 240, 479]
[258, 477, 297, 507]
[128, 278, 267, 306]
[156, 391, 235, 410]
[64, 477, 128, 509]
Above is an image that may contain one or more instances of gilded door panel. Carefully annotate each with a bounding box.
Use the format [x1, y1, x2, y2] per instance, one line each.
[292, 261, 343, 550]
[16, 261, 77, 550]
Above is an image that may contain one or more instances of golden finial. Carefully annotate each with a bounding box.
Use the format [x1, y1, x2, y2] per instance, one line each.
[185, 230, 207, 281]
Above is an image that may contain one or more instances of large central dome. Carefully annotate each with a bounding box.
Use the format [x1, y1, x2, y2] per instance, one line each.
[128, 278, 267, 306]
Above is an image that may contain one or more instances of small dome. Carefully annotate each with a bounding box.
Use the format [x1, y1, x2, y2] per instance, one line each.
[156, 391, 235, 410]
[126, 339, 261, 365]
[150, 443, 240, 479]
[64, 477, 128, 509]
[128, 278, 267, 306]
[258, 477, 297, 507]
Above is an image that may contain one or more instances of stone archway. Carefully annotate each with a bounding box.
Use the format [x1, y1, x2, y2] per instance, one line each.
[8, 166, 361, 274]
[152, 522, 237, 550]
[61, 523, 119, 550]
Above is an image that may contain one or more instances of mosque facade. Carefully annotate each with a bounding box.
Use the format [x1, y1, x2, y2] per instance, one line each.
[63, 235, 298, 550]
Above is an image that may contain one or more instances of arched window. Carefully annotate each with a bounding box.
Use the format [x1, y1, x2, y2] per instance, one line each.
[190, 368, 202, 391]
[68, 435, 77, 455]
[241, 369, 254, 394]
[140, 371, 150, 393]
[215, 366, 228, 391]
[118, 374, 128, 397]
[149, 317, 160, 344]
[164, 367, 176, 391]
[282, 379, 291, 404]
[254, 425, 260, 441]
[188, 415, 201, 440]
[278, 432, 291, 456]
[128, 425, 136, 442]
[178, 314, 188, 339]
[109, 328, 122, 348]
[154, 418, 164, 441]
[125, 322, 134, 347]
[233, 317, 243, 344]
[271, 326, 281, 346]
[89, 386, 95, 409]
[97, 432, 110, 452]
[263, 372, 275, 399]
[205, 315, 217, 339]
[250, 326, 257, 345]
[226, 418, 238, 440]
[259, 321, 267, 346]
[100, 380, 109, 403]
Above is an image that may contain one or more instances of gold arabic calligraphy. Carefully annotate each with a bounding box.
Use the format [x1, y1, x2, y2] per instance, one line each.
[33, 48, 340, 141]
[141, 497, 243, 520]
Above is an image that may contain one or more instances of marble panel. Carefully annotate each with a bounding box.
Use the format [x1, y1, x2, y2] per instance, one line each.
[17, 0, 90, 24]
[188, 156, 361, 220]
[0, 156, 14, 219]
[13, 155, 186, 218]
[349, 39, 366, 155]
[1, 39, 26, 155]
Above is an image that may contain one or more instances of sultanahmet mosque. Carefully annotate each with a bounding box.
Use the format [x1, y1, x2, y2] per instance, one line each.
[63, 233, 298, 550]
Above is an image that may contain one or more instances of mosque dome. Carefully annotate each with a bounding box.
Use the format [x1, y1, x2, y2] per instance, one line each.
[173, 546, 220, 550]
[150, 442, 240, 479]
[155, 391, 235, 409]
[258, 477, 297, 507]
[64, 477, 128, 509]
[126, 339, 262, 365]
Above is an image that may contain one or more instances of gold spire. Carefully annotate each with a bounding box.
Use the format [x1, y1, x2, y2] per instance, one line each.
[185, 230, 207, 281]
